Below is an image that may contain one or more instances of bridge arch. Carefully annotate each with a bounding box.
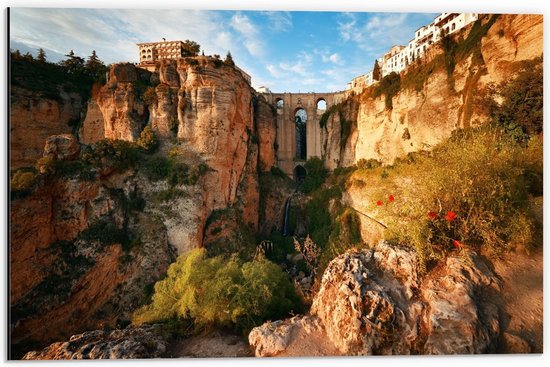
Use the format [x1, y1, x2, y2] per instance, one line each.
[261, 91, 348, 177]
[316, 98, 327, 112]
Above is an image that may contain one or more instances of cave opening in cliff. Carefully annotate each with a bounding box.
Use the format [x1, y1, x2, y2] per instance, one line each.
[295, 108, 307, 160]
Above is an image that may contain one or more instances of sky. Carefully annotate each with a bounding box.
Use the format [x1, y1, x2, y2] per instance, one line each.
[9, 8, 438, 92]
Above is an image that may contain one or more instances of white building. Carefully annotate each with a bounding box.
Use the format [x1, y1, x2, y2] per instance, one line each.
[256, 86, 272, 94]
[347, 13, 480, 90]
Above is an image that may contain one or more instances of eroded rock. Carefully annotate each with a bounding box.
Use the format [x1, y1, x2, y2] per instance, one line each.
[22, 326, 167, 360]
[250, 241, 503, 356]
[43, 134, 80, 161]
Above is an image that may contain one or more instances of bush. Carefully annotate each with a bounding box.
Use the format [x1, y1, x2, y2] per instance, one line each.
[141, 156, 208, 186]
[300, 157, 327, 194]
[137, 126, 159, 153]
[81, 139, 140, 171]
[11, 169, 39, 194]
[358, 126, 542, 271]
[132, 249, 302, 333]
[35, 156, 56, 175]
[490, 58, 543, 142]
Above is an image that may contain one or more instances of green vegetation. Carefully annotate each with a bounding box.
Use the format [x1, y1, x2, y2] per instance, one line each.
[353, 126, 542, 271]
[11, 49, 107, 102]
[300, 157, 327, 194]
[137, 126, 159, 153]
[10, 168, 39, 197]
[374, 72, 401, 109]
[81, 139, 141, 171]
[141, 155, 208, 186]
[132, 248, 302, 333]
[485, 58, 543, 142]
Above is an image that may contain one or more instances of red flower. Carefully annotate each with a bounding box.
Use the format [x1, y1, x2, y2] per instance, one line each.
[445, 211, 457, 221]
[376, 200, 383, 206]
[453, 240, 463, 249]
[427, 211, 437, 219]
[388, 194, 395, 203]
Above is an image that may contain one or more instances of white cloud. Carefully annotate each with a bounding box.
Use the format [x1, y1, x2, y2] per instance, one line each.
[230, 12, 265, 57]
[329, 53, 342, 64]
[9, 9, 238, 63]
[262, 11, 293, 32]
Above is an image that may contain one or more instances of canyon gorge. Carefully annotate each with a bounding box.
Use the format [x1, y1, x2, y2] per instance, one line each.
[9, 13, 543, 358]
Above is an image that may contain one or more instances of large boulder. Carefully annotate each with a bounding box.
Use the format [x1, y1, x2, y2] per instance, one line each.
[249, 241, 503, 356]
[43, 134, 80, 161]
[311, 242, 422, 355]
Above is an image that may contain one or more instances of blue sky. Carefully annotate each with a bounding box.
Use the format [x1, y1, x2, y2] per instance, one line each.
[10, 9, 437, 92]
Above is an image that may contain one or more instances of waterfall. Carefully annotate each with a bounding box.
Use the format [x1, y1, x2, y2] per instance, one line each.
[282, 196, 292, 237]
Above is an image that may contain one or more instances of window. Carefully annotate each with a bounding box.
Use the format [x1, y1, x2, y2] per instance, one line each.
[452, 23, 456, 31]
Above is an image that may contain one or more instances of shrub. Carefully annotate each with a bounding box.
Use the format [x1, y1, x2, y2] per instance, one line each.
[490, 58, 543, 142]
[11, 169, 39, 194]
[132, 248, 302, 333]
[141, 156, 171, 181]
[269, 166, 287, 178]
[137, 126, 159, 153]
[300, 157, 327, 194]
[35, 156, 56, 175]
[81, 139, 140, 171]
[79, 219, 128, 246]
[359, 126, 542, 270]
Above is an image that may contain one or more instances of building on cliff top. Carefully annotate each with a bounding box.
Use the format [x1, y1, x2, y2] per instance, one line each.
[346, 12, 479, 92]
[136, 40, 252, 85]
[137, 40, 186, 66]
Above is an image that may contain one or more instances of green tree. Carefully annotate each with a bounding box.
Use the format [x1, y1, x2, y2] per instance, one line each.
[182, 40, 200, 57]
[224, 51, 235, 66]
[137, 126, 159, 153]
[85, 50, 107, 80]
[373, 59, 381, 81]
[37, 48, 47, 62]
[60, 50, 85, 74]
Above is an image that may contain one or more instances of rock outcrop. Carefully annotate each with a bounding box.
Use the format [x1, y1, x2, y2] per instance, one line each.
[43, 134, 80, 161]
[249, 241, 503, 356]
[22, 326, 168, 360]
[79, 58, 276, 252]
[10, 170, 175, 352]
[10, 87, 81, 170]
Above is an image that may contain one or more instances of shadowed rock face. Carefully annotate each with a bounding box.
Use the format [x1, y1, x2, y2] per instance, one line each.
[249, 241, 502, 356]
[22, 326, 167, 360]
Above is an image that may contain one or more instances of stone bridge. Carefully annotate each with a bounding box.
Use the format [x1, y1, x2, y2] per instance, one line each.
[262, 91, 348, 178]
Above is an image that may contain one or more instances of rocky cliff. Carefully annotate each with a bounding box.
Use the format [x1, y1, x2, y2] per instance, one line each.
[80, 58, 277, 249]
[10, 87, 82, 170]
[10, 57, 279, 355]
[321, 14, 543, 168]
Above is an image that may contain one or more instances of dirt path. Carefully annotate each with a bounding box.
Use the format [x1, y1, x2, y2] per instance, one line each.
[164, 330, 252, 358]
[493, 246, 543, 353]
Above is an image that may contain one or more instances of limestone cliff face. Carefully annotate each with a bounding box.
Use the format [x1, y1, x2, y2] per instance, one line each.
[80, 57, 277, 252]
[10, 87, 81, 170]
[10, 168, 175, 351]
[322, 14, 543, 167]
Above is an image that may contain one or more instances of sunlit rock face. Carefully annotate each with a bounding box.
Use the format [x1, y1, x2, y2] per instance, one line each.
[321, 14, 543, 167]
[249, 241, 502, 356]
